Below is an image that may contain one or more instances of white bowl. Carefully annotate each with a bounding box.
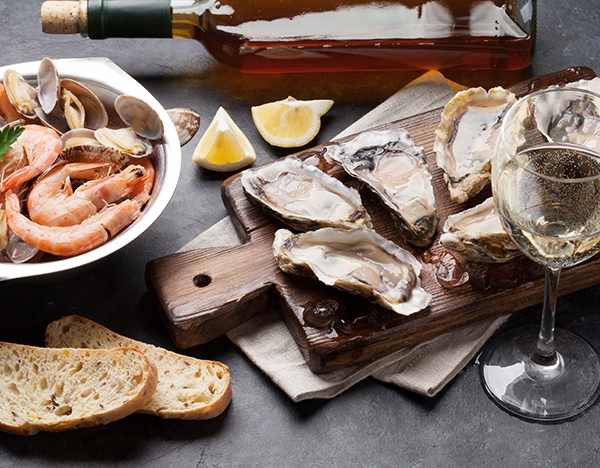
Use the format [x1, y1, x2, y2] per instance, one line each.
[0, 58, 181, 282]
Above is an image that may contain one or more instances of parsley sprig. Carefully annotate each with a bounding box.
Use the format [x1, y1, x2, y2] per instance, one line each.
[0, 125, 25, 162]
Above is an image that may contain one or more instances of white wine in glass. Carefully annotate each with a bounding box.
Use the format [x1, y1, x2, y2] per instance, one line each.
[480, 87, 600, 422]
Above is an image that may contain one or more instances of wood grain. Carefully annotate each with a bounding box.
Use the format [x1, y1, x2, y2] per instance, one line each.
[146, 67, 599, 372]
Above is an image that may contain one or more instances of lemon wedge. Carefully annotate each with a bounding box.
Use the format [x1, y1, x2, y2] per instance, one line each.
[192, 107, 256, 172]
[252, 96, 334, 148]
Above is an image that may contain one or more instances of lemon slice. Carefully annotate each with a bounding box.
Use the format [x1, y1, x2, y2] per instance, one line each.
[192, 107, 256, 172]
[252, 96, 334, 148]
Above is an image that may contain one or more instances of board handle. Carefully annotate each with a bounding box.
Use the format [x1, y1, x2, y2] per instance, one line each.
[145, 241, 280, 349]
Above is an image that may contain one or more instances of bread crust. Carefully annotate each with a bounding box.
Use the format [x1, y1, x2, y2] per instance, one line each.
[0, 343, 158, 436]
[46, 315, 232, 420]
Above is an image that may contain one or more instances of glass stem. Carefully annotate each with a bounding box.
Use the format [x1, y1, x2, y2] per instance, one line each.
[534, 266, 561, 364]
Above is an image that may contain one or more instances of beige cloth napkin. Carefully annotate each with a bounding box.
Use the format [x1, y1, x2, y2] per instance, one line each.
[180, 71, 508, 402]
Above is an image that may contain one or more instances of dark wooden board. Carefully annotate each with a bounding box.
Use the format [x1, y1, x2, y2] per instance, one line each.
[146, 67, 599, 373]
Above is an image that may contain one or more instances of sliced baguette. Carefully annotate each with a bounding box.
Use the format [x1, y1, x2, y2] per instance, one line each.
[0, 343, 158, 436]
[46, 315, 232, 420]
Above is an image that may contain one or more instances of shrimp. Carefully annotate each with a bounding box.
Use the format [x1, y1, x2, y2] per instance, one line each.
[130, 156, 155, 202]
[27, 162, 148, 227]
[0, 125, 62, 191]
[4, 189, 145, 257]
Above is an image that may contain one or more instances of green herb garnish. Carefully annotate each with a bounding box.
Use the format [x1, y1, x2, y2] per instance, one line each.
[0, 125, 25, 162]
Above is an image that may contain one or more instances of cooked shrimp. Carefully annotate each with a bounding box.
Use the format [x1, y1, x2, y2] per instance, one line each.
[0, 125, 62, 191]
[28, 162, 148, 227]
[130, 156, 155, 202]
[5, 189, 145, 257]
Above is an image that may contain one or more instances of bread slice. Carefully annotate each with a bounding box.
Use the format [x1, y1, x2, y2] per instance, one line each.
[0, 343, 158, 436]
[46, 315, 232, 420]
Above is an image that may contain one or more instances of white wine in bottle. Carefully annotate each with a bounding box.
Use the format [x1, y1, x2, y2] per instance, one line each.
[41, 0, 536, 74]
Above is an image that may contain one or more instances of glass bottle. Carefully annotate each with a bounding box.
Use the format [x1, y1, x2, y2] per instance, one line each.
[41, 0, 536, 74]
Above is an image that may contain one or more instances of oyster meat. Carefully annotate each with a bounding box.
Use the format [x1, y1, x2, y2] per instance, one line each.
[273, 227, 432, 315]
[440, 197, 521, 263]
[325, 128, 438, 246]
[434, 87, 516, 204]
[241, 155, 372, 231]
[531, 80, 600, 150]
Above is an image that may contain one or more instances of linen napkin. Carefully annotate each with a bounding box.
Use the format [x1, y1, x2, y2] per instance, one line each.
[179, 71, 508, 402]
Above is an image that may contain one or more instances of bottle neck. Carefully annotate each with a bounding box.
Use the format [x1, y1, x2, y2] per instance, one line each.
[82, 0, 174, 38]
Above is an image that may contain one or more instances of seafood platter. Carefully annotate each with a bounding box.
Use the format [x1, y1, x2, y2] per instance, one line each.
[146, 67, 600, 373]
[0, 58, 181, 282]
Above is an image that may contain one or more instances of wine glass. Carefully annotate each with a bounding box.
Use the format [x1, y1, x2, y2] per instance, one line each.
[480, 87, 600, 422]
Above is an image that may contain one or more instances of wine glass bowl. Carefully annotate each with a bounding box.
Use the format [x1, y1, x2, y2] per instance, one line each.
[480, 87, 600, 422]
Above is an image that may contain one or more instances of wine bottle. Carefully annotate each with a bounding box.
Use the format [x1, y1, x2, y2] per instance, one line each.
[41, 0, 536, 74]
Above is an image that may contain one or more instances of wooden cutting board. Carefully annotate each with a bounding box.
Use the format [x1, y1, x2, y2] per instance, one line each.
[146, 66, 600, 373]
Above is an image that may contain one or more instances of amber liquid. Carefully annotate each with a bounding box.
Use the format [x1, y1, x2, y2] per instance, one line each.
[172, 0, 534, 73]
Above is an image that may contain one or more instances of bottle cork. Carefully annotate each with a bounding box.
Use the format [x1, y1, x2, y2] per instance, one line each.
[41, 1, 81, 34]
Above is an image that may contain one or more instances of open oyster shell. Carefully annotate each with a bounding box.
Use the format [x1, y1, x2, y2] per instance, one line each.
[434, 87, 516, 204]
[241, 155, 372, 231]
[439, 197, 521, 263]
[325, 128, 438, 246]
[273, 227, 432, 315]
[531, 80, 600, 150]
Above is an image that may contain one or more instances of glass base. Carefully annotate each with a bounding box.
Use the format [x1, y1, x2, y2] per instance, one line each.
[480, 325, 600, 422]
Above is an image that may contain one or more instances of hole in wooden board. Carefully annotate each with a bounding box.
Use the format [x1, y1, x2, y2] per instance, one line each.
[193, 274, 212, 288]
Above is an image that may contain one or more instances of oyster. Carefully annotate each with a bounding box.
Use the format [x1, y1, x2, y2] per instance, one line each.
[241, 155, 372, 231]
[273, 227, 432, 315]
[325, 128, 438, 246]
[440, 197, 521, 263]
[531, 83, 600, 150]
[434, 87, 516, 203]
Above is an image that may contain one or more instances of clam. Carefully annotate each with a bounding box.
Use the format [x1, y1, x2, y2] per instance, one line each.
[115, 94, 163, 140]
[0, 209, 7, 254]
[3, 69, 38, 119]
[60, 128, 130, 175]
[5, 231, 41, 264]
[95, 127, 153, 158]
[60, 78, 109, 130]
[273, 227, 432, 315]
[167, 107, 200, 146]
[37, 57, 60, 114]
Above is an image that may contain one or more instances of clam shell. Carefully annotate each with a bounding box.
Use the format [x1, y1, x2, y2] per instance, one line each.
[61, 128, 129, 175]
[37, 58, 60, 114]
[115, 94, 163, 140]
[95, 127, 153, 158]
[61, 78, 109, 130]
[3, 69, 38, 119]
[167, 107, 200, 146]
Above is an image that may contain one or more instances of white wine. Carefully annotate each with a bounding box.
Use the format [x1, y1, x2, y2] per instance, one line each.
[41, 0, 536, 74]
[495, 144, 600, 269]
